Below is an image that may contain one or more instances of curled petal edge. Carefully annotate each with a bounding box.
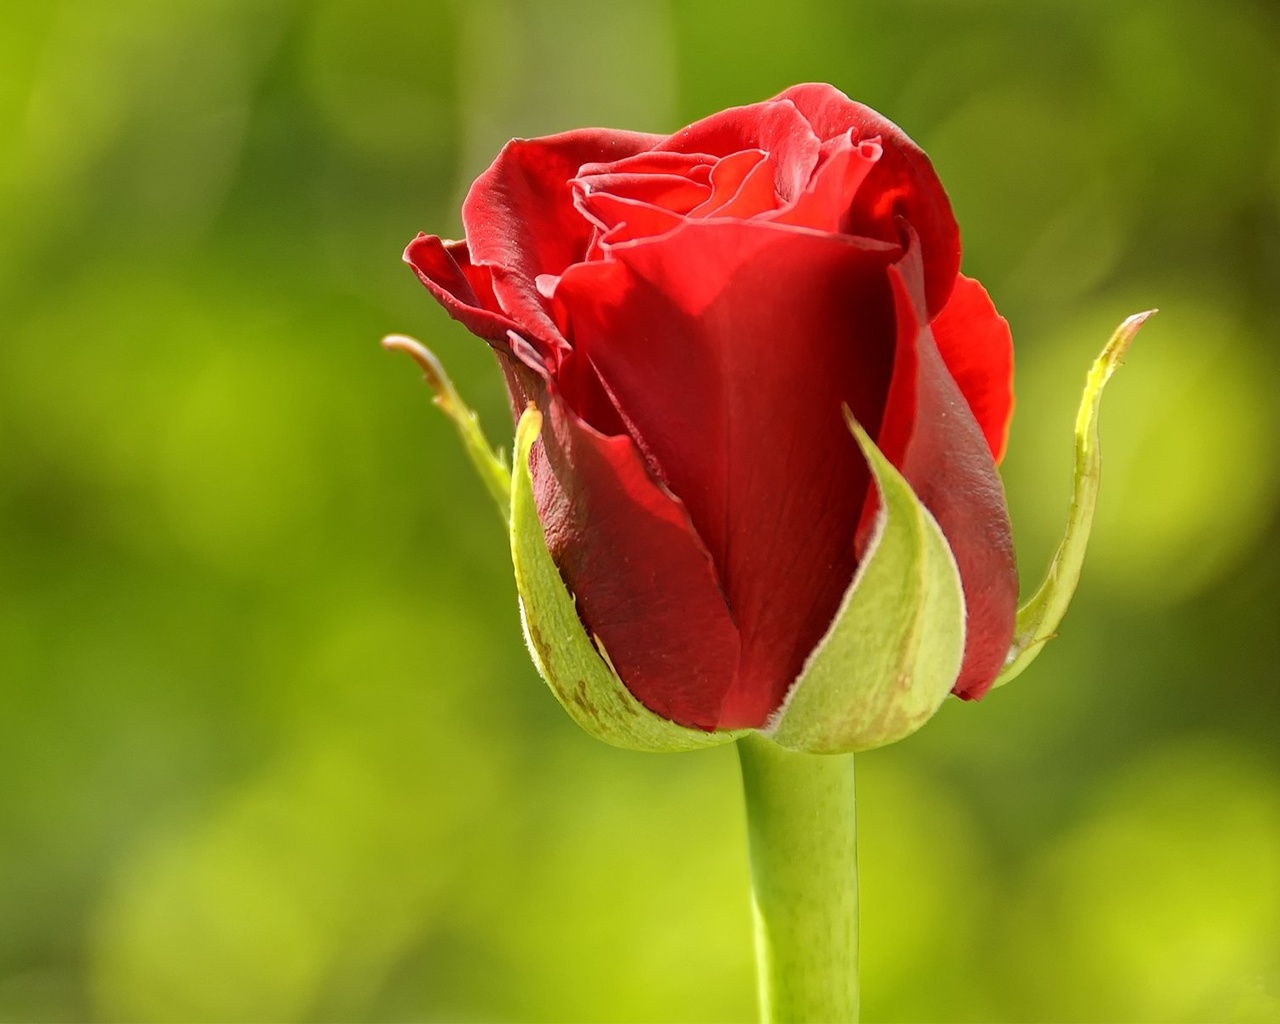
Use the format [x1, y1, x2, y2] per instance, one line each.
[511, 405, 745, 752]
[993, 310, 1156, 688]
[765, 411, 967, 754]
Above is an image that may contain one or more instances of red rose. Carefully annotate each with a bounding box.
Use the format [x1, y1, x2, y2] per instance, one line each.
[406, 83, 1016, 733]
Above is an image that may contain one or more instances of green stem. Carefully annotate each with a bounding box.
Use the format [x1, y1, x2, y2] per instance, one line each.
[737, 733, 859, 1023]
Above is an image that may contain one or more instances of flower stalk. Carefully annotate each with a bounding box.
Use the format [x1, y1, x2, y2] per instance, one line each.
[737, 734, 859, 1023]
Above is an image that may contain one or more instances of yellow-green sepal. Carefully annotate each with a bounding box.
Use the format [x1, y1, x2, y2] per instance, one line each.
[994, 310, 1155, 688]
[765, 412, 967, 754]
[510, 406, 745, 752]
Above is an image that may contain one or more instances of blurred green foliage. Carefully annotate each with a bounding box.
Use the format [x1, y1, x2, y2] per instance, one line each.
[2, 1, 1278, 1021]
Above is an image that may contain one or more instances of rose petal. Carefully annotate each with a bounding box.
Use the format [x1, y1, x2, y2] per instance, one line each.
[657, 98, 821, 206]
[574, 151, 715, 218]
[691, 149, 778, 220]
[929, 275, 1015, 463]
[532, 390, 741, 731]
[403, 234, 520, 346]
[571, 188, 688, 245]
[576, 149, 716, 183]
[553, 219, 901, 728]
[462, 128, 663, 353]
[767, 133, 881, 233]
[546, 346, 632, 439]
[779, 83, 961, 317]
[875, 245, 1017, 700]
[575, 173, 710, 219]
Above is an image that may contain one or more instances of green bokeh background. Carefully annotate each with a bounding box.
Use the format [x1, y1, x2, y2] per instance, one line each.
[2, 1, 1279, 1021]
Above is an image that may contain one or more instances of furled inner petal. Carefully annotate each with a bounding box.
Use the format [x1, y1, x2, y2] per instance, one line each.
[574, 173, 710, 222]
[571, 188, 688, 250]
[551, 218, 902, 729]
[689, 149, 778, 220]
[655, 98, 823, 206]
[573, 150, 715, 219]
[766, 133, 882, 233]
[576, 149, 716, 185]
[778, 83, 961, 317]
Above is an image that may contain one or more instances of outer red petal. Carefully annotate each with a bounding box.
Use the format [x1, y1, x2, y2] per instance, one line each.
[531, 391, 741, 731]
[403, 234, 519, 346]
[552, 219, 901, 728]
[929, 275, 1015, 464]
[875, 247, 1017, 700]
[778, 83, 961, 318]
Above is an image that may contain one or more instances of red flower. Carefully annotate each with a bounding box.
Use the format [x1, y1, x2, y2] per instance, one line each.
[407, 83, 1016, 733]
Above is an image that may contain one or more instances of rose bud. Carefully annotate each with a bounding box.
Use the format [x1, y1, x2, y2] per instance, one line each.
[390, 83, 1147, 753]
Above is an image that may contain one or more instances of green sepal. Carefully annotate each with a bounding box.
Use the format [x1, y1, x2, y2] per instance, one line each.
[382, 334, 511, 517]
[766, 411, 967, 755]
[510, 405, 745, 752]
[994, 310, 1155, 688]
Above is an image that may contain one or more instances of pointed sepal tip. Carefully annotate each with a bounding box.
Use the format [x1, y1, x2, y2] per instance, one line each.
[994, 309, 1156, 688]
[382, 334, 511, 515]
